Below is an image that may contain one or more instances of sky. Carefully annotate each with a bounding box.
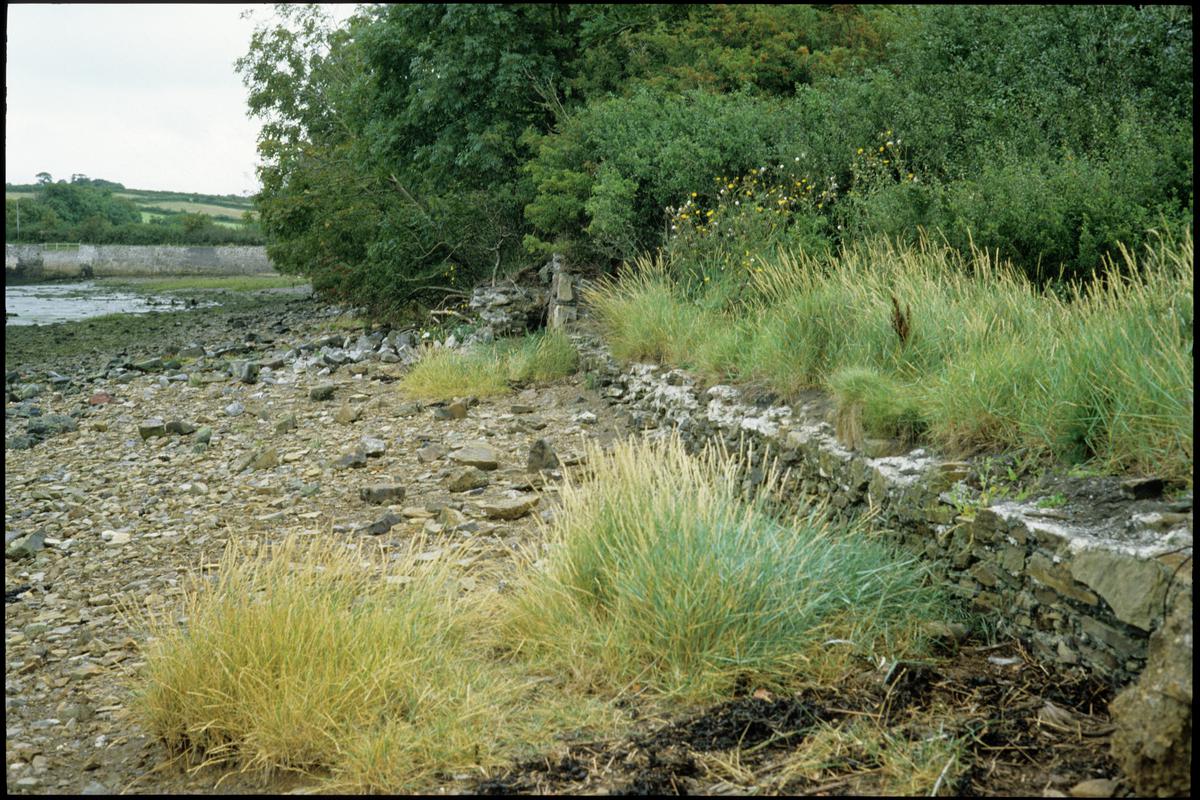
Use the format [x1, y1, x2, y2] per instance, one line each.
[5, 3, 357, 197]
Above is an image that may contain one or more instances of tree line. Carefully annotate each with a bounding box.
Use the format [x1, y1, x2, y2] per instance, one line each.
[5, 174, 264, 246]
[237, 4, 1192, 315]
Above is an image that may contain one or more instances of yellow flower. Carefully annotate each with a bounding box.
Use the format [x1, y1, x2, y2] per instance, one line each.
[857, 148, 864, 155]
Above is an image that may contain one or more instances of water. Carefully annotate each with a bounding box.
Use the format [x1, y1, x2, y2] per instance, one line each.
[4, 281, 211, 326]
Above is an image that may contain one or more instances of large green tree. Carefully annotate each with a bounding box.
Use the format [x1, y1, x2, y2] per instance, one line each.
[238, 4, 1191, 306]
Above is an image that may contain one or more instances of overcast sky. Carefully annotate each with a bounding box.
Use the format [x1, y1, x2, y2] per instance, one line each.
[6, 3, 356, 197]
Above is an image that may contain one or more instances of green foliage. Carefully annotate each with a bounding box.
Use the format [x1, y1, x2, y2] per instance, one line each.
[524, 87, 827, 263]
[526, 4, 1192, 281]
[570, 5, 896, 98]
[5, 180, 262, 245]
[239, 3, 1191, 311]
[238, 5, 547, 314]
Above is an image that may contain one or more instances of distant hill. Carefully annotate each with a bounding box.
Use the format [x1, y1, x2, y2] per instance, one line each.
[5, 177, 262, 244]
[6, 182, 256, 229]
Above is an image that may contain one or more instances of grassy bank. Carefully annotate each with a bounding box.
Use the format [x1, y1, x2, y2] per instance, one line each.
[588, 232, 1193, 484]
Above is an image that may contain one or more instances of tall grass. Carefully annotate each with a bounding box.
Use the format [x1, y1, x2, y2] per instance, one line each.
[398, 330, 579, 400]
[133, 441, 956, 788]
[587, 231, 1193, 482]
[502, 434, 949, 702]
[133, 533, 611, 792]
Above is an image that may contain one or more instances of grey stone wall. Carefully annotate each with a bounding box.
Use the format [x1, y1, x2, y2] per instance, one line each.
[577, 341, 1192, 689]
[5, 244, 273, 280]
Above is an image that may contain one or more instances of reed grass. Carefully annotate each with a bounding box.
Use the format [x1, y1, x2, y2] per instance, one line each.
[587, 231, 1193, 482]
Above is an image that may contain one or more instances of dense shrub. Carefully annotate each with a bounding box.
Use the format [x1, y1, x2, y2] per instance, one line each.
[524, 88, 841, 263]
[524, 5, 1192, 281]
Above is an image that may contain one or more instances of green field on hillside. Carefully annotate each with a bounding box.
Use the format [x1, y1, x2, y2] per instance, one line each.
[6, 179, 261, 244]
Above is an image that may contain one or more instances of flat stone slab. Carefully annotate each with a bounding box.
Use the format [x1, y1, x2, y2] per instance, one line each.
[480, 494, 539, 521]
[449, 443, 501, 470]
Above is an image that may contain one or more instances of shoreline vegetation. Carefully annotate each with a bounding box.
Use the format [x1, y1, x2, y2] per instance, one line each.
[6, 4, 1190, 794]
[135, 436, 957, 793]
[590, 232, 1193, 485]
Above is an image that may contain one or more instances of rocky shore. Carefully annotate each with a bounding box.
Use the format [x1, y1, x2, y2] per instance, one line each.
[5, 277, 1191, 796]
[4, 292, 626, 794]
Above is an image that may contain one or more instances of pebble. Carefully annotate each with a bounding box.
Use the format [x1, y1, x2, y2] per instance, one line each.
[1068, 778, 1120, 798]
[480, 495, 539, 521]
[309, 384, 336, 401]
[449, 443, 501, 470]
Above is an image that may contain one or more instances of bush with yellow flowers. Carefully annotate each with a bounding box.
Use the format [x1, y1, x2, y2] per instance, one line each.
[663, 162, 835, 293]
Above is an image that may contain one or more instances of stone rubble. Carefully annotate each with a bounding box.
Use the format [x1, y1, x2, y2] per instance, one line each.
[4, 299, 625, 795]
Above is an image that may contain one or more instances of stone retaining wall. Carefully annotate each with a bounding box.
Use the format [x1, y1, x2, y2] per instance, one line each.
[5, 244, 273, 281]
[576, 341, 1192, 688]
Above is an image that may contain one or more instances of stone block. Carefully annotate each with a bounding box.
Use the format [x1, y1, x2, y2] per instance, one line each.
[1028, 552, 1099, 606]
[1069, 550, 1169, 631]
[1110, 593, 1191, 797]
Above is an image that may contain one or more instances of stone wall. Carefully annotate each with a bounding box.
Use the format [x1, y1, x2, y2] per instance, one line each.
[5, 244, 273, 281]
[576, 342, 1192, 689]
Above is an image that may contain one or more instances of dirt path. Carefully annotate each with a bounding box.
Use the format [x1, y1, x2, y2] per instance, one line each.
[5, 300, 1122, 796]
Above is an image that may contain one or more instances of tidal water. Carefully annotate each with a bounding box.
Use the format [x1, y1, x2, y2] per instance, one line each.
[4, 281, 205, 326]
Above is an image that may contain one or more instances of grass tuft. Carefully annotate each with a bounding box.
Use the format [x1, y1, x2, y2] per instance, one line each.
[132, 533, 613, 792]
[398, 345, 509, 400]
[399, 331, 579, 400]
[501, 434, 949, 702]
[502, 329, 580, 384]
